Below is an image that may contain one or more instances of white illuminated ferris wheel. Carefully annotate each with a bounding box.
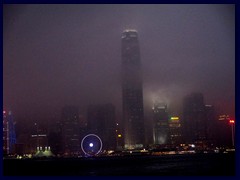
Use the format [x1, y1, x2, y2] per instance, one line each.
[81, 134, 103, 156]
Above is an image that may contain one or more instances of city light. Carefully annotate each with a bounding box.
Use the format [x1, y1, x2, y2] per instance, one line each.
[81, 134, 103, 156]
[171, 117, 179, 120]
[190, 144, 195, 148]
[219, 115, 230, 121]
[2, 5, 235, 176]
[229, 120, 235, 124]
[229, 119, 235, 147]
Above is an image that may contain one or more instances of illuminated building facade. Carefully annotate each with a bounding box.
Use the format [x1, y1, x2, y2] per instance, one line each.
[3, 110, 16, 155]
[152, 103, 169, 145]
[61, 106, 80, 155]
[87, 104, 116, 150]
[169, 116, 182, 145]
[121, 29, 145, 149]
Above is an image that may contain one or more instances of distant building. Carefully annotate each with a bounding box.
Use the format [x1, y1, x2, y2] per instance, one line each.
[78, 115, 88, 148]
[152, 103, 169, 145]
[3, 110, 16, 155]
[14, 119, 32, 155]
[48, 120, 63, 155]
[115, 122, 124, 150]
[61, 106, 80, 155]
[87, 104, 116, 150]
[168, 116, 182, 145]
[218, 114, 230, 121]
[30, 122, 48, 154]
[182, 93, 207, 146]
[215, 114, 232, 147]
[121, 29, 145, 149]
[204, 105, 217, 145]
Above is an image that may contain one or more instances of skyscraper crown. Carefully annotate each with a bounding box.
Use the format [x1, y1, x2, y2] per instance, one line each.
[122, 29, 138, 39]
[123, 29, 137, 33]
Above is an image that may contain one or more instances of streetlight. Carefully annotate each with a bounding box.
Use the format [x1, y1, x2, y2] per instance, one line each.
[229, 120, 235, 147]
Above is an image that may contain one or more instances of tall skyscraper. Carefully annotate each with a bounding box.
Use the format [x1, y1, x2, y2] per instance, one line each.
[87, 103, 116, 150]
[61, 106, 80, 155]
[152, 103, 169, 145]
[3, 110, 16, 155]
[121, 29, 145, 149]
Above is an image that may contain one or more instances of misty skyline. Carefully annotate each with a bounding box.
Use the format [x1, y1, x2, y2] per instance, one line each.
[3, 4, 235, 123]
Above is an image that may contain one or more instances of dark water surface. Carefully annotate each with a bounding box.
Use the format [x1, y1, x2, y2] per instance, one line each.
[3, 153, 235, 176]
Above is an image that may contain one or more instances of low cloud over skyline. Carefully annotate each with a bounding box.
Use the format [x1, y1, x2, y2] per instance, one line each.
[3, 4, 235, 122]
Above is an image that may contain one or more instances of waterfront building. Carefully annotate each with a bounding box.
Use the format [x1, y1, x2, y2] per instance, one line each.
[61, 106, 80, 155]
[87, 104, 116, 150]
[152, 103, 169, 145]
[121, 29, 145, 149]
[3, 110, 16, 155]
[169, 116, 182, 145]
[182, 93, 207, 147]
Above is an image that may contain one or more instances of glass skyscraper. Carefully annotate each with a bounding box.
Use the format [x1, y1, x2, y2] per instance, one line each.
[152, 103, 169, 145]
[121, 29, 144, 149]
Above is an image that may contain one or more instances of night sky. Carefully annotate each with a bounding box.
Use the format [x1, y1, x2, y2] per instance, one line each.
[3, 4, 235, 124]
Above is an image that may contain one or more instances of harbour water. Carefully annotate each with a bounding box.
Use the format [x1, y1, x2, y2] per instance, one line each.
[3, 153, 235, 176]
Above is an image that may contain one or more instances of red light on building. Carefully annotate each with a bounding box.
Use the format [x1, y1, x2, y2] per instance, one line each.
[229, 120, 235, 124]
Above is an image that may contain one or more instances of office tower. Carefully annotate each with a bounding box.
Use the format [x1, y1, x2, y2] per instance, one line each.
[61, 106, 80, 155]
[115, 122, 124, 150]
[182, 93, 207, 145]
[152, 103, 169, 145]
[14, 120, 32, 155]
[48, 120, 62, 155]
[205, 105, 216, 145]
[169, 116, 182, 145]
[87, 104, 116, 150]
[30, 122, 48, 153]
[3, 110, 16, 155]
[216, 114, 232, 147]
[121, 29, 145, 149]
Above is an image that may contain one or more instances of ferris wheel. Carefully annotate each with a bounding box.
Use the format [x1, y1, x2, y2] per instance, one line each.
[81, 134, 103, 156]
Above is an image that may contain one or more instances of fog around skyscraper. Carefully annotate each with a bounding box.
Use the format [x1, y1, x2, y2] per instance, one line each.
[122, 30, 145, 149]
[3, 4, 235, 125]
[3, 4, 236, 176]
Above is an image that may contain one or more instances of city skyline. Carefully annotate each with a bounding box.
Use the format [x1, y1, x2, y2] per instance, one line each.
[3, 4, 235, 124]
